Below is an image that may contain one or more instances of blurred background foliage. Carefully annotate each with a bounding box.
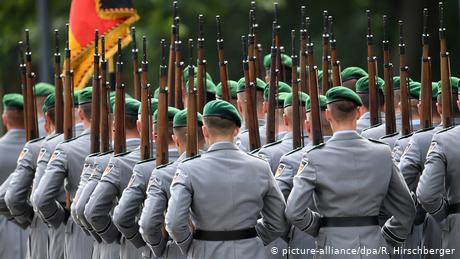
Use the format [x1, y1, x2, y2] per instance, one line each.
[1, 0, 459, 132]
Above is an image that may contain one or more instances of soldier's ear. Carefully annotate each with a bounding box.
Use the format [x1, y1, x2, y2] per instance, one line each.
[457, 99, 460, 111]
[283, 113, 288, 126]
[355, 108, 362, 120]
[136, 120, 141, 134]
[436, 102, 442, 116]
[233, 127, 240, 137]
[202, 125, 209, 139]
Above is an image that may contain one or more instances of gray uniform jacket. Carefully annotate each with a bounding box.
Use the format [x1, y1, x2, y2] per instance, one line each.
[356, 112, 385, 134]
[38, 116, 45, 138]
[392, 134, 412, 165]
[361, 113, 402, 140]
[139, 153, 186, 258]
[257, 132, 295, 174]
[286, 131, 415, 258]
[417, 126, 460, 258]
[0, 129, 26, 184]
[166, 141, 288, 259]
[33, 128, 94, 259]
[235, 119, 266, 152]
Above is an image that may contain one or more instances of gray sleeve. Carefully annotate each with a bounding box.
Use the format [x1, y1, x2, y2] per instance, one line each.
[275, 155, 297, 201]
[381, 162, 416, 245]
[235, 134, 249, 152]
[256, 164, 288, 245]
[32, 148, 50, 208]
[71, 162, 92, 227]
[139, 170, 170, 257]
[33, 147, 67, 228]
[165, 166, 193, 255]
[84, 163, 121, 244]
[0, 173, 14, 218]
[417, 138, 448, 221]
[392, 140, 403, 165]
[285, 155, 321, 237]
[399, 138, 422, 191]
[113, 169, 147, 248]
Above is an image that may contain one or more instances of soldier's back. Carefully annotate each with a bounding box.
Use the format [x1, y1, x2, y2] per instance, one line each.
[0, 129, 26, 184]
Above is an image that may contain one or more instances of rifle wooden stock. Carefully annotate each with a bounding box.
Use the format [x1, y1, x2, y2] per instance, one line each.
[24, 30, 39, 141]
[266, 43, 277, 144]
[174, 40, 184, 109]
[90, 31, 100, 154]
[131, 27, 141, 100]
[299, 7, 308, 94]
[63, 25, 74, 141]
[420, 8, 432, 129]
[100, 36, 110, 152]
[197, 14, 206, 112]
[113, 39, 126, 155]
[321, 11, 331, 94]
[157, 39, 169, 165]
[186, 39, 198, 157]
[366, 11, 380, 126]
[54, 30, 64, 134]
[398, 21, 411, 136]
[329, 16, 342, 87]
[307, 42, 323, 145]
[291, 30, 301, 149]
[18, 41, 29, 136]
[167, 3, 178, 106]
[439, 2, 453, 128]
[140, 36, 151, 160]
[216, 15, 230, 101]
[382, 16, 396, 135]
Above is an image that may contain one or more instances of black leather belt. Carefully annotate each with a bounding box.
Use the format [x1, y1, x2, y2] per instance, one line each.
[193, 228, 257, 241]
[320, 216, 379, 228]
[448, 203, 460, 214]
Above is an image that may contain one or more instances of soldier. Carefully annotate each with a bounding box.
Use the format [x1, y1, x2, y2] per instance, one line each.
[275, 95, 332, 259]
[112, 105, 185, 258]
[216, 80, 238, 108]
[166, 99, 287, 259]
[355, 75, 386, 133]
[34, 82, 55, 137]
[340, 66, 368, 91]
[416, 93, 460, 259]
[33, 86, 94, 259]
[263, 53, 293, 84]
[257, 91, 308, 173]
[5, 93, 56, 259]
[261, 82, 292, 140]
[399, 78, 460, 259]
[0, 93, 27, 259]
[184, 78, 216, 107]
[286, 87, 415, 259]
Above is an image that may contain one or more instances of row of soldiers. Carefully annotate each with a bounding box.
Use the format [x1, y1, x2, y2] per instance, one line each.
[0, 2, 459, 259]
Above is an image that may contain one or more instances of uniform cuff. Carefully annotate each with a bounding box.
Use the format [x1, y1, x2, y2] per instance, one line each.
[127, 231, 146, 248]
[429, 199, 448, 222]
[148, 236, 167, 257]
[97, 220, 121, 244]
[176, 232, 193, 255]
[43, 201, 65, 228]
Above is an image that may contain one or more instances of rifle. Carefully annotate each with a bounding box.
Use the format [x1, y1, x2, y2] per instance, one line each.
[329, 16, 342, 87]
[24, 29, 39, 141]
[307, 30, 324, 145]
[54, 30, 64, 133]
[321, 11, 331, 93]
[100, 35, 111, 152]
[398, 21, 411, 136]
[90, 30, 100, 154]
[420, 8, 432, 129]
[439, 2, 453, 128]
[167, 1, 178, 107]
[382, 16, 396, 135]
[196, 14, 206, 112]
[63, 24, 74, 141]
[216, 15, 230, 101]
[174, 39, 184, 109]
[291, 30, 301, 149]
[113, 38, 126, 154]
[366, 10, 380, 126]
[156, 39, 169, 165]
[140, 36, 151, 160]
[131, 27, 141, 100]
[18, 41, 29, 136]
[273, 3, 284, 82]
[186, 39, 198, 157]
[299, 6, 308, 94]
[266, 23, 278, 144]
[249, 8, 260, 80]
[242, 35, 260, 150]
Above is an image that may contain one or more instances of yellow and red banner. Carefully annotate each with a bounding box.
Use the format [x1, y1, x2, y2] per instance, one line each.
[69, 0, 139, 90]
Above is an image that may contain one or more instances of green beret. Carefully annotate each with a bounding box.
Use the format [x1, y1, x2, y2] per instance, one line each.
[137, 98, 158, 116]
[341, 67, 368, 82]
[263, 81, 292, 101]
[109, 92, 133, 113]
[185, 78, 216, 94]
[153, 106, 180, 124]
[183, 66, 213, 83]
[283, 92, 309, 108]
[42, 93, 56, 114]
[326, 86, 363, 106]
[237, 77, 267, 93]
[306, 95, 327, 112]
[153, 88, 160, 99]
[78, 87, 93, 105]
[355, 76, 385, 93]
[408, 81, 421, 99]
[203, 99, 242, 127]
[263, 53, 293, 69]
[173, 109, 204, 128]
[73, 89, 82, 107]
[125, 98, 141, 116]
[318, 69, 332, 87]
[34, 82, 55, 97]
[2, 93, 24, 110]
[216, 80, 238, 99]
[437, 77, 460, 95]
[392, 76, 413, 90]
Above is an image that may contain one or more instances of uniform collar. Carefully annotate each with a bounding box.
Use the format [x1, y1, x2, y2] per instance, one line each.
[258, 119, 266, 127]
[126, 138, 141, 150]
[207, 141, 239, 153]
[329, 130, 362, 142]
[281, 131, 293, 140]
[81, 128, 91, 135]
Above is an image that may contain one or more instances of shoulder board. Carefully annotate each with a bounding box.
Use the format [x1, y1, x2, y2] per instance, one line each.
[362, 123, 383, 132]
[380, 132, 399, 139]
[155, 160, 174, 169]
[414, 126, 435, 134]
[240, 129, 249, 134]
[261, 139, 283, 149]
[397, 132, 413, 140]
[181, 154, 201, 163]
[284, 146, 303, 156]
[368, 138, 388, 145]
[62, 133, 87, 143]
[114, 151, 132, 157]
[248, 152, 268, 161]
[249, 148, 261, 155]
[46, 133, 62, 141]
[306, 143, 326, 153]
[88, 152, 100, 157]
[98, 150, 114, 156]
[435, 125, 456, 135]
[136, 157, 156, 165]
[29, 136, 46, 143]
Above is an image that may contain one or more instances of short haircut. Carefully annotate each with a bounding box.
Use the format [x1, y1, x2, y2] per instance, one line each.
[306, 110, 330, 133]
[155, 121, 175, 144]
[284, 106, 293, 125]
[79, 103, 92, 120]
[126, 114, 138, 130]
[358, 91, 384, 109]
[327, 100, 359, 122]
[3, 109, 25, 127]
[342, 79, 357, 91]
[46, 107, 56, 125]
[393, 89, 401, 109]
[437, 94, 460, 116]
[173, 127, 187, 144]
[203, 116, 237, 136]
